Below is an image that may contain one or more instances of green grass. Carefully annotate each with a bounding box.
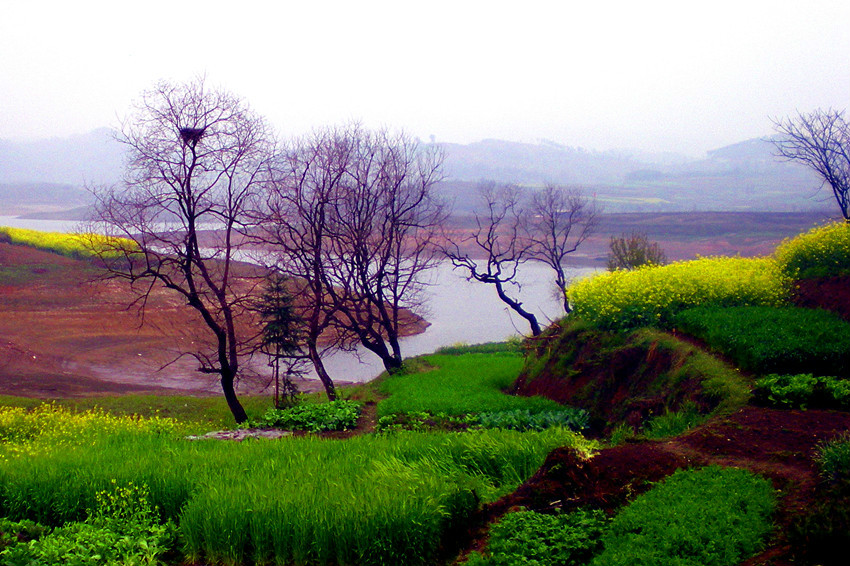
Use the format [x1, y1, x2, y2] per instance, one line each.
[434, 340, 523, 355]
[591, 466, 775, 566]
[642, 402, 707, 439]
[520, 321, 751, 429]
[0, 394, 274, 432]
[377, 353, 563, 418]
[674, 306, 850, 376]
[0, 403, 593, 566]
[816, 432, 850, 482]
[0, 263, 68, 286]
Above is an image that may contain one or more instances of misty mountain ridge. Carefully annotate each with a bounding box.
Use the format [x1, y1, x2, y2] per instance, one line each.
[0, 128, 124, 186]
[0, 130, 828, 215]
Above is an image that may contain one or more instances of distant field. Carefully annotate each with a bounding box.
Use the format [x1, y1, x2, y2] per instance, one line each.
[446, 210, 833, 266]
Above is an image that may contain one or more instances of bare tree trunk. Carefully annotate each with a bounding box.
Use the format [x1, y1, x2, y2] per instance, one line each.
[308, 342, 336, 401]
[220, 366, 248, 423]
[494, 280, 542, 336]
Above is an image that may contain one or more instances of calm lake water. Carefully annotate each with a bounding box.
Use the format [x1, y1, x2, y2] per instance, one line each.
[0, 216, 597, 383]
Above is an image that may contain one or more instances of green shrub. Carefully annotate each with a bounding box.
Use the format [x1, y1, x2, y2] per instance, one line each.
[775, 221, 850, 279]
[253, 400, 361, 432]
[567, 256, 789, 330]
[753, 373, 850, 410]
[591, 466, 775, 566]
[469, 508, 609, 566]
[675, 306, 850, 375]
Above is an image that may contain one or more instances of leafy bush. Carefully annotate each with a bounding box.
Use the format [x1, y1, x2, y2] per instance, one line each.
[607, 231, 667, 271]
[591, 466, 775, 566]
[467, 508, 609, 566]
[567, 256, 789, 330]
[377, 354, 561, 417]
[254, 400, 361, 432]
[753, 373, 850, 410]
[0, 518, 48, 551]
[0, 482, 175, 566]
[775, 221, 850, 279]
[675, 306, 850, 375]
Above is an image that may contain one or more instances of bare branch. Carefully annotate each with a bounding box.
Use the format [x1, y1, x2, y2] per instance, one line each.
[527, 184, 600, 312]
[441, 182, 542, 336]
[772, 108, 850, 220]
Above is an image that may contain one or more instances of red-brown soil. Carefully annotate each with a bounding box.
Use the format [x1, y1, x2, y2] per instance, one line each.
[0, 243, 425, 398]
[792, 275, 850, 321]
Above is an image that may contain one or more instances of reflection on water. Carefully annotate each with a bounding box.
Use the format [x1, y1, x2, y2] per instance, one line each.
[0, 215, 597, 384]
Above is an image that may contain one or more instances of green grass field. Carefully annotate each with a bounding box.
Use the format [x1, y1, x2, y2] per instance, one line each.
[376, 353, 563, 418]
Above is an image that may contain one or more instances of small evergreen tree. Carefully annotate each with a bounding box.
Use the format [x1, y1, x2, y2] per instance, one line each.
[256, 273, 306, 407]
[607, 232, 667, 271]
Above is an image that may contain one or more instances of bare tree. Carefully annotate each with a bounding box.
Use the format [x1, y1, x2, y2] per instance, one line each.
[443, 183, 543, 336]
[257, 126, 356, 399]
[322, 127, 446, 372]
[772, 109, 850, 220]
[527, 184, 599, 312]
[606, 231, 667, 271]
[88, 78, 274, 423]
[261, 125, 446, 376]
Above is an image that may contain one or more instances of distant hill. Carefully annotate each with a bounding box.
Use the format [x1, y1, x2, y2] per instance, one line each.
[0, 128, 124, 186]
[0, 183, 91, 216]
[438, 137, 827, 213]
[0, 129, 831, 215]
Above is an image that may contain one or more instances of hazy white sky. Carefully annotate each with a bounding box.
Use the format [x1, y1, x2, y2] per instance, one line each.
[1, 0, 848, 156]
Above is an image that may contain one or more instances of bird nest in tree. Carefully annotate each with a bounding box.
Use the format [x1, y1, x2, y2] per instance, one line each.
[179, 127, 206, 145]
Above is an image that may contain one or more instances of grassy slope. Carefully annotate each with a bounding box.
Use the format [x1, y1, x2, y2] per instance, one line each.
[514, 319, 750, 432]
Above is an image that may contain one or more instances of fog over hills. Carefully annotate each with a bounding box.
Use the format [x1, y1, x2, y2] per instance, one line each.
[0, 129, 828, 217]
